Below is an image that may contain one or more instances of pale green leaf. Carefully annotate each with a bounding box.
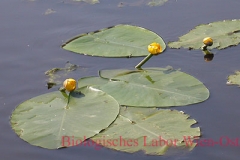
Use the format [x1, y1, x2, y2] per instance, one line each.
[168, 19, 240, 50]
[62, 25, 166, 57]
[148, 0, 168, 6]
[91, 107, 200, 155]
[118, 0, 168, 7]
[78, 76, 108, 89]
[227, 71, 240, 86]
[11, 87, 119, 149]
[73, 0, 99, 4]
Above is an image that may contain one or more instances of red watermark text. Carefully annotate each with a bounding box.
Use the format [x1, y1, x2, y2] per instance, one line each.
[62, 136, 240, 150]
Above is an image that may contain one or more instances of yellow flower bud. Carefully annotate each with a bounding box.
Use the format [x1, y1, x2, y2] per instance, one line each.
[148, 42, 162, 55]
[203, 37, 213, 46]
[63, 78, 76, 92]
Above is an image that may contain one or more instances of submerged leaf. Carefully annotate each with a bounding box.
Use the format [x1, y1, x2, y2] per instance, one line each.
[227, 71, 240, 86]
[11, 87, 119, 149]
[45, 62, 82, 89]
[78, 67, 209, 107]
[168, 19, 240, 50]
[91, 107, 200, 155]
[62, 25, 166, 57]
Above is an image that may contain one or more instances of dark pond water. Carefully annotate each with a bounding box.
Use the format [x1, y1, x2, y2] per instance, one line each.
[1, 0, 240, 159]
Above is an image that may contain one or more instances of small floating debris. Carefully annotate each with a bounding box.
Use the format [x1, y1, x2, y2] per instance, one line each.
[44, 9, 56, 15]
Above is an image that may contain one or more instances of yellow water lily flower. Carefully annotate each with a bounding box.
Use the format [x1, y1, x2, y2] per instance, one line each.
[203, 37, 213, 46]
[148, 42, 162, 55]
[63, 78, 76, 92]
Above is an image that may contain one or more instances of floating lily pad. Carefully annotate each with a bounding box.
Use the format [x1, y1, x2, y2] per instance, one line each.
[227, 71, 240, 86]
[11, 87, 119, 149]
[73, 0, 99, 4]
[91, 107, 200, 155]
[62, 25, 166, 57]
[118, 0, 168, 7]
[78, 67, 209, 107]
[78, 76, 108, 89]
[148, 0, 168, 6]
[168, 19, 240, 50]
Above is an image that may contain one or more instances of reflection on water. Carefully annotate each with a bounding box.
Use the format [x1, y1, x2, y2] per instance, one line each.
[203, 50, 214, 62]
[204, 53, 214, 62]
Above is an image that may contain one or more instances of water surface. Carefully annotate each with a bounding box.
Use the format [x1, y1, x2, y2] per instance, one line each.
[1, 0, 240, 159]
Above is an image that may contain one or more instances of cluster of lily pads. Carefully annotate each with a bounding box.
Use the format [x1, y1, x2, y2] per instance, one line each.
[11, 19, 240, 155]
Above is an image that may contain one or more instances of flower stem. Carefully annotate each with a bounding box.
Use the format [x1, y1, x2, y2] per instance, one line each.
[135, 54, 153, 69]
[201, 45, 208, 51]
[202, 49, 211, 55]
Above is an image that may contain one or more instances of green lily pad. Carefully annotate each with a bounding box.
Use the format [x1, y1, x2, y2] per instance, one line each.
[11, 87, 119, 149]
[73, 0, 99, 4]
[62, 25, 166, 57]
[91, 107, 200, 155]
[118, 0, 168, 7]
[148, 0, 168, 6]
[168, 19, 240, 50]
[78, 76, 108, 89]
[78, 67, 209, 107]
[227, 71, 240, 86]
